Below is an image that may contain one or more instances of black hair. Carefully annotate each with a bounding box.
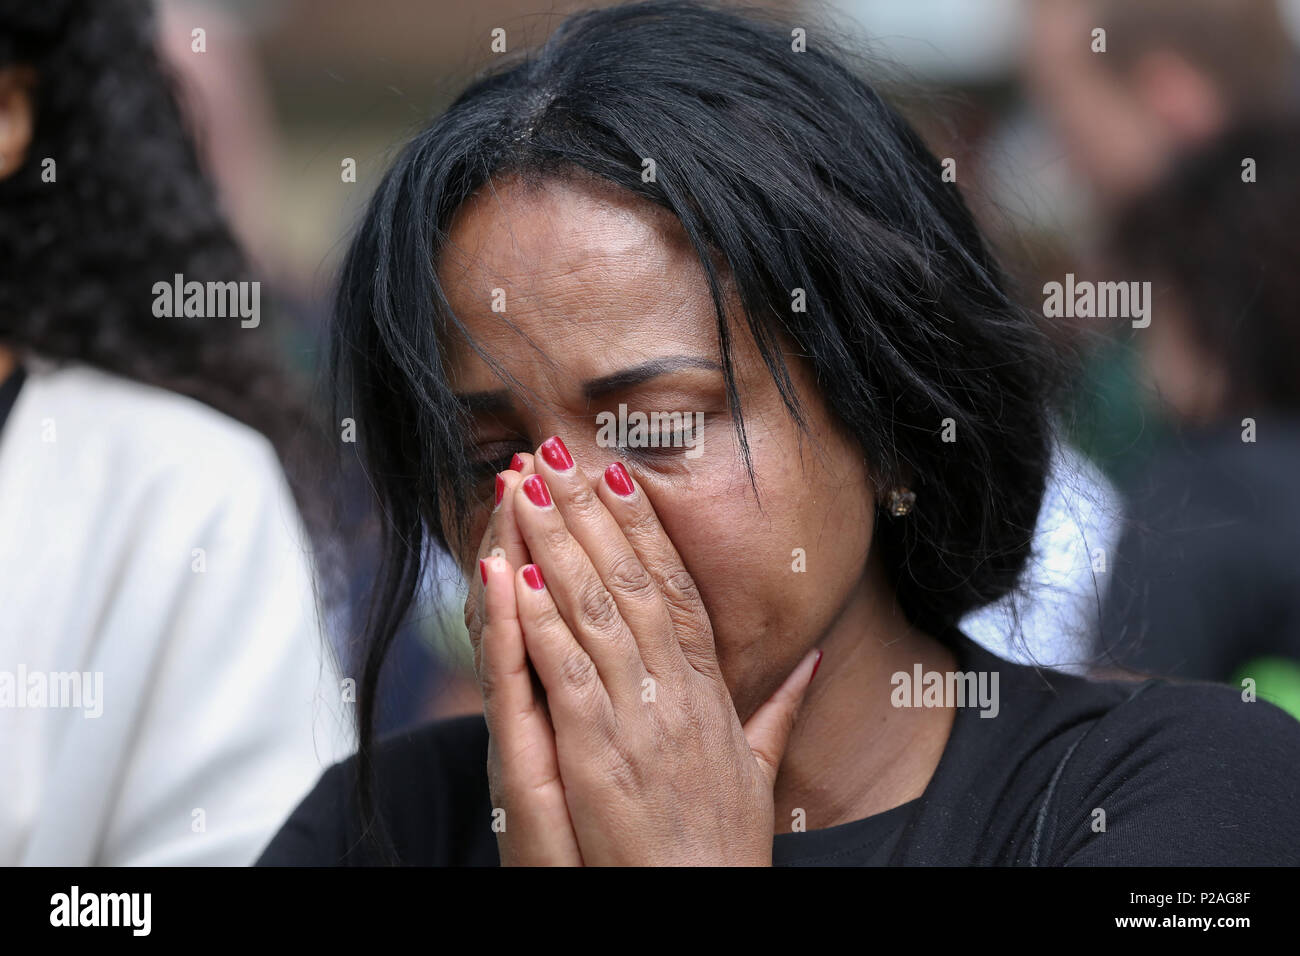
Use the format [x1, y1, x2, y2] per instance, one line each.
[332, 0, 1064, 858]
[0, 0, 327, 535]
[1111, 116, 1300, 414]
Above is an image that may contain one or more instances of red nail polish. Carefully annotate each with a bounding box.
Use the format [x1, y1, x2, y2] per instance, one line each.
[604, 461, 635, 497]
[523, 474, 552, 508]
[479, 558, 488, 584]
[810, 649, 824, 683]
[539, 436, 574, 472]
[494, 474, 505, 507]
[509, 453, 525, 472]
[522, 564, 545, 590]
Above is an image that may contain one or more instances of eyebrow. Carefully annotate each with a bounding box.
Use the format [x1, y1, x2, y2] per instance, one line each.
[581, 356, 722, 400]
[453, 355, 723, 412]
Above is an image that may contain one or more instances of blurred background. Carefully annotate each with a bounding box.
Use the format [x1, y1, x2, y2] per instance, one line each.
[153, 0, 1300, 727]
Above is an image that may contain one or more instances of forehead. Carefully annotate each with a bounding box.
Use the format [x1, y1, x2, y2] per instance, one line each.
[436, 175, 719, 387]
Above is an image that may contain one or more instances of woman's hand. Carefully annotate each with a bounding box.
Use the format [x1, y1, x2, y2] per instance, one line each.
[497, 435, 822, 865]
[468, 451, 583, 865]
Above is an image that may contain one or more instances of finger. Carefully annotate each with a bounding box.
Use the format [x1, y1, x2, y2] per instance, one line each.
[533, 436, 679, 675]
[512, 472, 647, 703]
[479, 554, 583, 865]
[481, 453, 533, 565]
[514, 561, 618, 734]
[595, 459, 718, 677]
[466, 458, 535, 677]
[509, 451, 536, 476]
[479, 553, 540, 728]
[743, 648, 822, 788]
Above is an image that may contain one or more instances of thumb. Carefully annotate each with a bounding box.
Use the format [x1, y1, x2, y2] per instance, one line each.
[742, 647, 823, 787]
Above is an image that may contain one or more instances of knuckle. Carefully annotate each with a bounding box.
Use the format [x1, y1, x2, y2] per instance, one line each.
[607, 757, 641, 795]
[477, 665, 500, 700]
[568, 482, 606, 522]
[660, 568, 702, 610]
[589, 743, 641, 795]
[576, 580, 621, 632]
[648, 682, 706, 744]
[603, 552, 656, 600]
[557, 647, 598, 691]
[540, 520, 571, 555]
[529, 594, 567, 635]
[679, 682, 721, 740]
[463, 595, 482, 638]
[624, 503, 662, 540]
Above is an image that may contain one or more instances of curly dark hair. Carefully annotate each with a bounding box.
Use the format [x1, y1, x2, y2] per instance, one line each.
[332, 0, 1067, 859]
[0, 0, 328, 534]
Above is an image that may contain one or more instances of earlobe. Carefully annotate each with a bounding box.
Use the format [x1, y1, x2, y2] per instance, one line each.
[0, 65, 37, 181]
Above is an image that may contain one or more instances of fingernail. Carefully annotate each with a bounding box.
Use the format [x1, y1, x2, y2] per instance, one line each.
[810, 649, 824, 683]
[479, 558, 489, 584]
[523, 474, 552, 508]
[509, 453, 525, 472]
[494, 474, 505, 508]
[522, 564, 545, 590]
[539, 436, 574, 472]
[603, 461, 635, 497]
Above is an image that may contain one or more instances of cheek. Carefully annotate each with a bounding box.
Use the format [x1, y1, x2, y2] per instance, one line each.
[645, 438, 873, 696]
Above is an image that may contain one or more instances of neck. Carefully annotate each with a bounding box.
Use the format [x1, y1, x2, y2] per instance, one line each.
[0, 347, 16, 384]
[772, 561, 958, 835]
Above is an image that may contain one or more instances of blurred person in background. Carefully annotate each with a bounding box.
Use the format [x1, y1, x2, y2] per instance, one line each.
[1096, 119, 1300, 719]
[1021, 0, 1300, 491]
[152, 0, 454, 734]
[0, 0, 353, 864]
[1025, 0, 1295, 218]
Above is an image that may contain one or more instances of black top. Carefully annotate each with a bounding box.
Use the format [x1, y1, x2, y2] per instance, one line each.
[1099, 421, 1300, 681]
[258, 630, 1300, 866]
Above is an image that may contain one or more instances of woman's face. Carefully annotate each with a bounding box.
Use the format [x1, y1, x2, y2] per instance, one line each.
[438, 175, 883, 719]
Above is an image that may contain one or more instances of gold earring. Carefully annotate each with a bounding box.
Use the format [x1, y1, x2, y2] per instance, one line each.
[887, 487, 916, 516]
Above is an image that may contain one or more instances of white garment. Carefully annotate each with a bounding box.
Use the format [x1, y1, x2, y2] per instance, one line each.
[961, 438, 1123, 673]
[0, 363, 355, 865]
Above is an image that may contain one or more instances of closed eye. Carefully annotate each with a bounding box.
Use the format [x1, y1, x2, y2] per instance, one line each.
[468, 440, 528, 478]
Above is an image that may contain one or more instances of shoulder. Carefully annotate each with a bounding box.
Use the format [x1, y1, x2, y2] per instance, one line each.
[256, 713, 496, 866]
[4, 361, 285, 501]
[1, 362, 307, 570]
[1038, 679, 1300, 864]
[905, 636, 1300, 865]
[371, 711, 491, 803]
